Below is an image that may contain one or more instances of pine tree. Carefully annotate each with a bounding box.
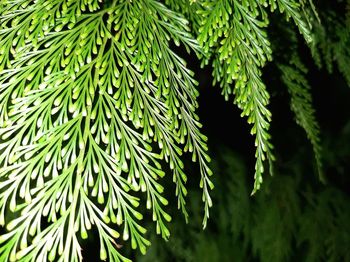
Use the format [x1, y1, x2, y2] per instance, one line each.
[0, 0, 348, 261]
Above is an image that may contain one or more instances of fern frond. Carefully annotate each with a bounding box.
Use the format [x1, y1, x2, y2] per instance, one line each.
[0, 0, 212, 261]
[279, 55, 323, 181]
[164, 0, 204, 34]
[195, 0, 313, 193]
[311, 9, 350, 86]
[268, 0, 313, 43]
[197, 0, 275, 193]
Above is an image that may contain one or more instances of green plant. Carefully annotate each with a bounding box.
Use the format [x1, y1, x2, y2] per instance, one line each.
[0, 0, 348, 261]
[135, 147, 350, 262]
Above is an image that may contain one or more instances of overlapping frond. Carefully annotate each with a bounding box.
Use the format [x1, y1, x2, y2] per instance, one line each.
[0, 0, 343, 261]
[0, 0, 212, 261]
[195, 0, 312, 193]
[279, 55, 323, 181]
[164, 0, 204, 34]
[311, 8, 350, 86]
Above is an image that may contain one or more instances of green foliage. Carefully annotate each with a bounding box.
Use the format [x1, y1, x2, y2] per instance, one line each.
[0, 0, 349, 261]
[299, 188, 350, 262]
[311, 0, 350, 85]
[0, 1, 212, 261]
[194, 0, 314, 192]
[279, 55, 323, 180]
[136, 148, 350, 262]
